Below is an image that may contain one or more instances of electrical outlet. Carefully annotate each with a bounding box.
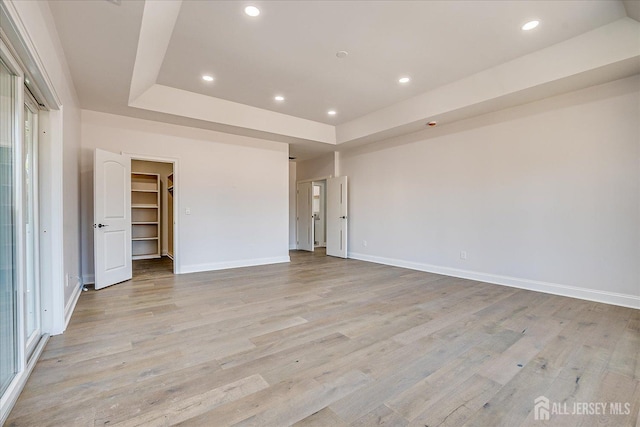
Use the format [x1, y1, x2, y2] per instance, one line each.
[185, 208, 191, 215]
[460, 251, 468, 260]
[363, 240, 368, 247]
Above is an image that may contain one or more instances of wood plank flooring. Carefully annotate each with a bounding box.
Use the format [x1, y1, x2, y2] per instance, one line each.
[6, 250, 640, 426]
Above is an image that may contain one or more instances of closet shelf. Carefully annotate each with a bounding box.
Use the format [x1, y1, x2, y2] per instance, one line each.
[131, 172, 160, 259]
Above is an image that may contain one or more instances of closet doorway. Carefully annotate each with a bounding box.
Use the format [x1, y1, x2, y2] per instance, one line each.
[93, 151, 179, 289]
[130, 157, 176, 278]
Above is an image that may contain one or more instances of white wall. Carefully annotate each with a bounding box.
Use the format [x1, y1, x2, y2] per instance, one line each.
[342, 75, 640, 308]
[289, 161, 297, 249]
[296, 152, 335, 182]
[131, 160, 173, 255]
[81, 110, 289, 278]
[8, 0, 83, 333]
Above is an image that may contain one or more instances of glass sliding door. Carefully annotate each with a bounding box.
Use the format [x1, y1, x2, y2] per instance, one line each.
[23, 97, 39, 357]
[0, 25, 45, 424]
[0, 57, 18, 397]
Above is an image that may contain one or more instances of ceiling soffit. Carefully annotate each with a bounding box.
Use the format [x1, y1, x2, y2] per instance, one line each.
[126, 1, 640, 150]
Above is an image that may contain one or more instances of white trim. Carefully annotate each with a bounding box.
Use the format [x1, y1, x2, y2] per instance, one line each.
[82, 274, 95, 285]
[348, 252, 640, 309]
[64, 281, 83, 329]
[0, 334, 48, 426]
[289, 245, 297, 250]
[180, 256, 291, 274]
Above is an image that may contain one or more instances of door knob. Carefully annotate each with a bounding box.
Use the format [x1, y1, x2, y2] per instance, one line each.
[340, 216, 347, 219]
[94, 223, 109, 228]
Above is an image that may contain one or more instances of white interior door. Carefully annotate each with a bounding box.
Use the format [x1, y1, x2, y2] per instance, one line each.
[327, 176, 348, 258]
[296, 181, 314, 252]
[94, 149, 132, 290]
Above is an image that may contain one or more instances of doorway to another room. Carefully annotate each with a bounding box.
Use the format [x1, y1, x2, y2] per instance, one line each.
[296, 176, 348, 258]
[312, 181, 326, 249]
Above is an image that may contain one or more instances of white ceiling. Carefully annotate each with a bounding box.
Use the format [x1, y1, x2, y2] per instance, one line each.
[48, 0, 639, 159]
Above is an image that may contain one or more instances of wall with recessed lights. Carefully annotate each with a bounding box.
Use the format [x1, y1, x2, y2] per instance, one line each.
[341, 75, 639, 308]
[80, 110, 290, 279]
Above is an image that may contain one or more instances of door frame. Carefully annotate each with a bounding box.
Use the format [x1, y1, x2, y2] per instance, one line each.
[124, 152, 179, 274]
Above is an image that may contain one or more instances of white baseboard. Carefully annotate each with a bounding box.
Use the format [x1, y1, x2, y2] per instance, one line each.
[289, 244, 297, 250]
[179, 256, 290, 274]
[64, 283, 83, 330]
[83, 274, 95, 285]
[348, 252, 640, 309]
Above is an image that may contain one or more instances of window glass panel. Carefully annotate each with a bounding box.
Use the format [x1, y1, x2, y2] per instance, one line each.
[24, 103, 37, 344]
[0, 57, 17, 395]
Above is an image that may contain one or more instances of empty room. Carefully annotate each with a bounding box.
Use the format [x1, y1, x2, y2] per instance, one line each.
[0, 0, 639, 425]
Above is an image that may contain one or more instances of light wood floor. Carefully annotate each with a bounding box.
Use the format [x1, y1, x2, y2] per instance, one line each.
[6, 250, 640, 426]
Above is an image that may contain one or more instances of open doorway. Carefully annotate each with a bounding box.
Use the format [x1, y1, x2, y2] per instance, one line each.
[296, 176, 348, 258]
[312, 181, 326, 248]
[130, 158, 175, 278]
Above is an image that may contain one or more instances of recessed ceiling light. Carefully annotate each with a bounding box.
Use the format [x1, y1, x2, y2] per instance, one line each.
[327, 110, 337, 116]
[427, 121, 437, 127]
[398, 77, 410, 84]
[522, 20, 539, 31]
[274, 95, 285, 101]
[202, 75, 214, 82]
[244, 5, 260, 17]
[336, 50, 349, 59]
